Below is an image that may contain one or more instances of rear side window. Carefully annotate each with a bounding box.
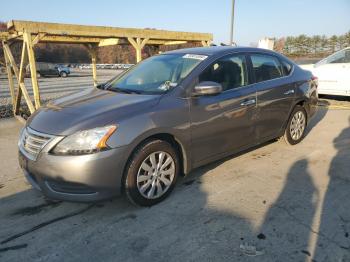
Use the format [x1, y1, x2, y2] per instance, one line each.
[250, 54, 283, 83]
[281, 60, 293, 76]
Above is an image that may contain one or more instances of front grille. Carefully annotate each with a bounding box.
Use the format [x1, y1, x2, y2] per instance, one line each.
[19, 127, 54, 160]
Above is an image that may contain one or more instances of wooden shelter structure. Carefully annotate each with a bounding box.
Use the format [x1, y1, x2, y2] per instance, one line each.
[1, 20, 212, 121]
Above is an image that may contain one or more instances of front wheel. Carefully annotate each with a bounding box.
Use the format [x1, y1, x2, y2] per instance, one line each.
[284, 105, 307, 145]
[60, 71, 67, 77]
[124, 140, 179, 206]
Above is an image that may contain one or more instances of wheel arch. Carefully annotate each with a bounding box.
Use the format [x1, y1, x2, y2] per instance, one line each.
[281, 99, 308, 134]
[122, 132, 190, 182]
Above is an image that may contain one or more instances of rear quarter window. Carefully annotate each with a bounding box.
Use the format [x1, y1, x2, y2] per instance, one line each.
[281, 60, 293, 76]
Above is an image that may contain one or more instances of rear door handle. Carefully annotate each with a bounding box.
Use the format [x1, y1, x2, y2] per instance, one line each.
[240, 99, 256, 106]
[284, 89, 295, 95]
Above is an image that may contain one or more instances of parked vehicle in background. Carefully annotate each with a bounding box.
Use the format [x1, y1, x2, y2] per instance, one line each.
[26, 62, 71, 78]
[301, 47, 350, 96]
[18, 47, 318, 206]
[79, 64, 92, 69]
[122, 64, 134, 69]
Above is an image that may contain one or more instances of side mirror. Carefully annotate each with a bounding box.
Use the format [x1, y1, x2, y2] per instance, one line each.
[193, 81, 223, 96]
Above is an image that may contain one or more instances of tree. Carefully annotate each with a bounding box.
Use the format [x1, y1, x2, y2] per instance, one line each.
[328, 35, 338, 53]
[310, 35, 321, 54]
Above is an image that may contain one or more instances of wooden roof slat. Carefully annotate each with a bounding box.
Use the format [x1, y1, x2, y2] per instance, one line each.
[7, 20, 212, 42]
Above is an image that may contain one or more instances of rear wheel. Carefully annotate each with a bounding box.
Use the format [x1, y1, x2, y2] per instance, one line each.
[124, 140, 179, 206]
[284, 105, 307, 145]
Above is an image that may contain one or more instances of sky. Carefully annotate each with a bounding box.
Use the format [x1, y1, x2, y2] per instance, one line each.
[1, 0, 349, 45]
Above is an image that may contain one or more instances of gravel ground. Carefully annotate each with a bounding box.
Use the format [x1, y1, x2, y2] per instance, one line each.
[0, 107, 350, 261]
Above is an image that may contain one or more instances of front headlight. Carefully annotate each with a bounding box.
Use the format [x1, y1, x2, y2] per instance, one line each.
[52, 125, 117, 155]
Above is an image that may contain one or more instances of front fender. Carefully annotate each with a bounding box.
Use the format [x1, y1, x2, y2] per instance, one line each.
[106, 96, 192, 173]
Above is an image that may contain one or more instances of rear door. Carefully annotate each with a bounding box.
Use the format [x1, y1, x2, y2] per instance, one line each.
[248, 53, 295, 141]
[190, 53, 257, 164]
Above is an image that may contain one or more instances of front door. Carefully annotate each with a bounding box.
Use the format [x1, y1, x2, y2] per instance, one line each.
[189, 53, 257, 164]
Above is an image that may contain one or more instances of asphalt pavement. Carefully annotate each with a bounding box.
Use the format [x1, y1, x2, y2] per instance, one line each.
[0, 107, 350, 261]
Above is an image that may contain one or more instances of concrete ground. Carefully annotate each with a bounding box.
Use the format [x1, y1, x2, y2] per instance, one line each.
[0, 106, 350, 262]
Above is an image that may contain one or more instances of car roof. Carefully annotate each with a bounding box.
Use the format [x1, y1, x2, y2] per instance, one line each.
[164, 46, 280, 57]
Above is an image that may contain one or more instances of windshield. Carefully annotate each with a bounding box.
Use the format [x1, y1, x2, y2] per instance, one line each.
[107, 54, 207, 94]
[316, 49, 350, 67]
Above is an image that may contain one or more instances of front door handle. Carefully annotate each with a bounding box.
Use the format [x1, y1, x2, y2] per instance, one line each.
[284, 89, 295, 95]
[240, 99, 256, 106]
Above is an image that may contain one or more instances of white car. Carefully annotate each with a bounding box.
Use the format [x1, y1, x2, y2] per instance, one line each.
[300, 47, 350, 96]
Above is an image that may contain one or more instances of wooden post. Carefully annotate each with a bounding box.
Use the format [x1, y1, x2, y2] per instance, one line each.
[201, 40, 211, 47]
[3, 42, 35, 114]
[24, 31, 41, 109]
[3, 42, 16, 108]
[85, 44, 98, 87]
[91, 48, 97, 87]
[128, 37, 149, 63]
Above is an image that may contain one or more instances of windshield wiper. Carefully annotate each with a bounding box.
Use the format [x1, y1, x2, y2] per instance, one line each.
[108, 87, 142, 94]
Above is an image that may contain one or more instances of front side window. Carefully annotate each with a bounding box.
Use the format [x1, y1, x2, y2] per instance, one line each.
[199, 54, 248, 91]
[250, 54, 283, 83]
[107, 54, 206, 94]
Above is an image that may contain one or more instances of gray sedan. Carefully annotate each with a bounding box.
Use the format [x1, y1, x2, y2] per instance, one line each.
[18, 46, 318, 206]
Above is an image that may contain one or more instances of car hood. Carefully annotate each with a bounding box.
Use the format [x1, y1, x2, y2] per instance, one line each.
[27, 88, 160, 136]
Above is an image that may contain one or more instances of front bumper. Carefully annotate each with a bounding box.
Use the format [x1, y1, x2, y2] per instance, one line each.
[19, 146, 129, 202]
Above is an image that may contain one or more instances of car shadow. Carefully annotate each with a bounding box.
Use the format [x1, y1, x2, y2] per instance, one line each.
[313, 117, 350, 261]
[304, 104, 329, 136]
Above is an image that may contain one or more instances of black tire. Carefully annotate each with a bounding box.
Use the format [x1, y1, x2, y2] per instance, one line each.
[60, 71, 67, 77]
[124, 139, 179, 206]
[284, 105, 307, 145]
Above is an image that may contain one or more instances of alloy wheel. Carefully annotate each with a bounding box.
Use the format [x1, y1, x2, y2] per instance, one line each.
[136, 151, 175, 199]
[290, 111, 306, 141]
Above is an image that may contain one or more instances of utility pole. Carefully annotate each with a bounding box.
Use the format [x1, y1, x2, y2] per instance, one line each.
[229, 0, 235, 45]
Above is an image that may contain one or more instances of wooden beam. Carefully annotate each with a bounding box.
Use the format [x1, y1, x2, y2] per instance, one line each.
[7, 20, 213, 42]
[40, 35, 102, 44]
[6, 36, 190, 46]
[24, 31, 41, 109]
[31, 33, 46, 45]
[139, 38, 149, 49]
[15, 42, 26, 113]
[98, 38, 119, 47]
[0, 32, 9, 40]
[3, 42, 35, 114]
[163, 40, 188, 46]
